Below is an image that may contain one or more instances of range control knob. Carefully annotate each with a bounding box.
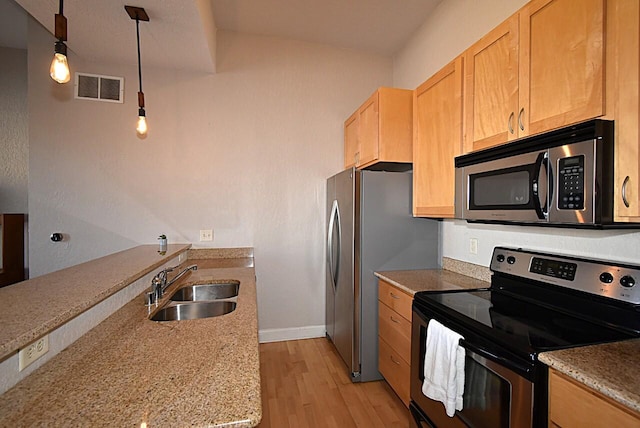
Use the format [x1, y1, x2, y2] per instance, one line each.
[496, 254, 505, 263]
[507, 256, 516, 265]
[599, 272, 614, 284]
[620, 276, 636, 288]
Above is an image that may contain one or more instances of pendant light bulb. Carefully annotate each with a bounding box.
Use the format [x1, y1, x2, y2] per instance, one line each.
[50, 51, 70, 83]
[51, 1, 69, 84]
[136, 109, 148, 136]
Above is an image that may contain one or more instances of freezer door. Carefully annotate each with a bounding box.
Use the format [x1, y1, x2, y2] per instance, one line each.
[327, 168, 356, 377]
[325, 175, 337, 341]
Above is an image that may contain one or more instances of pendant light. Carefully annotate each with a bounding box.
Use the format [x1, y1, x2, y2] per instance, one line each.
[50, 0, 70, 83]
[125, 6, 150, 137]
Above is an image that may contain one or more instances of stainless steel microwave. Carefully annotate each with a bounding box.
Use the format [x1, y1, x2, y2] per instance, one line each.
[454, 120, 627, 227]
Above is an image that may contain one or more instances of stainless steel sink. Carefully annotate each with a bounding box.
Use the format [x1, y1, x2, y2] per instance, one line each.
[169, 282, 239, 301]
[150, 301, 236, 321]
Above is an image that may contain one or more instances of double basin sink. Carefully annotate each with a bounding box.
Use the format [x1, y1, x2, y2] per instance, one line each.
[150, 281, 239, 322]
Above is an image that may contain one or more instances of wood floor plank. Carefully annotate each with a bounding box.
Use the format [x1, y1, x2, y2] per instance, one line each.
[257, 337, 410, 428]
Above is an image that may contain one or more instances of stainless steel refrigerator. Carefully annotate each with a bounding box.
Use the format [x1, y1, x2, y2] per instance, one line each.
[325, 168, 440, 382]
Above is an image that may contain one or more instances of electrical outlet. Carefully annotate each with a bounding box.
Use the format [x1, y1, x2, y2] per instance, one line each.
[469, 238, 478, 255]
[18, 335, 49, 371]
[199, 229, 213, 242]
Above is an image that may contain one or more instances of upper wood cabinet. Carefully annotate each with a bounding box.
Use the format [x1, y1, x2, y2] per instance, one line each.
[463, 15, 519, 152]
[464, 0, 605, 153]
[607, 0, 640, 222]
[413, 57, 464, 218]
[344, 111, 359, 169]
[520, 0, 605, 137]
[343, 87, 413, 170]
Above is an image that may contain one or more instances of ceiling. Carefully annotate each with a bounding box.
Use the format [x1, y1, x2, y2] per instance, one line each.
[3, 0, 442, 73]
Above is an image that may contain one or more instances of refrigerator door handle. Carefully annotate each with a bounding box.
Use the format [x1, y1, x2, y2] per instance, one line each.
[327, 199, 341, 290]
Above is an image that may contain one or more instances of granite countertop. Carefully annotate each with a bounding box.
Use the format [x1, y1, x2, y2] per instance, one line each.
[375, 268, 490, 296]
[539, 339, 640, 413]
[0, 252, 261, 427]
[0, 244, 191, 360]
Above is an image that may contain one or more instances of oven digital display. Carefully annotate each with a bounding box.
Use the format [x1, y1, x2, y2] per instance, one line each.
[530, 257, 577, 281]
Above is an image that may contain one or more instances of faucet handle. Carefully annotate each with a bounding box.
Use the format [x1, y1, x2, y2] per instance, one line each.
[163, 265, 179, 273]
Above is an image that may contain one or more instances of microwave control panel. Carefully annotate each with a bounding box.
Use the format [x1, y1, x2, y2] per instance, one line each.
[558, 155, 584, 210]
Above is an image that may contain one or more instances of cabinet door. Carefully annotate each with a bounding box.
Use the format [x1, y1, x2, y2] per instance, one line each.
[519, 0, 605, 137]
[607, 0, 640, 221]
[413, 57, 463, 218]
[379, 337, 410, 406]
[379, 302, 411, 364]
[549, 369, 640, 427]
[344, 111, 359, 169]
[464, 15, 519, 153]
[358, 92, 380, 167]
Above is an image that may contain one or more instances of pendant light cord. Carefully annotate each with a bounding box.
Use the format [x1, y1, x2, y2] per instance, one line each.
[59, 0, 63, 16]
[136, 17, 143, 94]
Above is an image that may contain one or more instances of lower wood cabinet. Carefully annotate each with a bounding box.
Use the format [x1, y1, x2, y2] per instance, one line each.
[378, 280, 413, 406]
[548, 369, 640, 428]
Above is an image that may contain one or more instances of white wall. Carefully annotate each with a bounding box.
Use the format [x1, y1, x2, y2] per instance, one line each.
[0, 46, 28, 214]
[27, 19, 392, 335]
[393, 0, 640, 266]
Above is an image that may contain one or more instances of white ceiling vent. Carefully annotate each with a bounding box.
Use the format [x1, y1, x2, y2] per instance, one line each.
[74, 73, 124, 103]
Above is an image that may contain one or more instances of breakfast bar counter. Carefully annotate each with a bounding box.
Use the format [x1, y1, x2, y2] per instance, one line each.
[0, 247, 261, 427]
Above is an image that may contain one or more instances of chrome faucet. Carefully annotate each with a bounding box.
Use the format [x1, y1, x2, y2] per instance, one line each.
[146, 264, 197, 305]
[166, 264, 198, 290]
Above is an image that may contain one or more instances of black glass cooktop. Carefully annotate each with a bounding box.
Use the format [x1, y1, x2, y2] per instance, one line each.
[414, 289, 636, 360]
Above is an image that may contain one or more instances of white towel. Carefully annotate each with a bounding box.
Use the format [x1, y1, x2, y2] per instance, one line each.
[422, 319, 466, 417]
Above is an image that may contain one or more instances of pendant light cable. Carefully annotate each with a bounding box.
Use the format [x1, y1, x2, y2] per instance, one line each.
[125, 6, 150, 137]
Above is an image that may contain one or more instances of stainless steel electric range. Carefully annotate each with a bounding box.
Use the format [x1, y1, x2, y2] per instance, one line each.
[410, 247, 640, 428]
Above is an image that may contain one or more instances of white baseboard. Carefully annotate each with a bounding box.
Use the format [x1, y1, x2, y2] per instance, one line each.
[258, 325, 326, 343]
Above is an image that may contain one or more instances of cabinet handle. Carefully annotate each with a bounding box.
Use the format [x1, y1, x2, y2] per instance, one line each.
[518, 108, 525, 131]
[508, 112, 515, 134]
[355, 152, 360, 165]
[390, 316, 400, 324]
[622, 176, 630, 208]
[390, 355, 401, 365]
[390, 292, 400, 300]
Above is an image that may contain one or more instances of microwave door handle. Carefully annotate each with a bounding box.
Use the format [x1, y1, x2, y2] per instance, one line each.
[543, 155, 554, 214]
[532, 152, 547, 220]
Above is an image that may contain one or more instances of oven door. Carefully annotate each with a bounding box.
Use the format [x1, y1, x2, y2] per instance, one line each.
[456, 149, 551, 223]
[411, 306, 534, 428]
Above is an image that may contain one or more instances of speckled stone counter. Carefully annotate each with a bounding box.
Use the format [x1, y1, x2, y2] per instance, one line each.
[0, 252, 261, 427]
[539, 339, 640, 413]
[374, 267, 490, 296]
[0, 244, 191, 361]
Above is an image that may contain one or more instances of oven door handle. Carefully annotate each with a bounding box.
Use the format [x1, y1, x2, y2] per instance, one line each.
[459, 339, 533, 377]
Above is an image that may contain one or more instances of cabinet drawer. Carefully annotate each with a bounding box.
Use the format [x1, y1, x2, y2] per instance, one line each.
[378, 301, 411, 363]
[549, 369, 640, 427]
[379, 337, 410, 407]
[378, 280, 412, 321]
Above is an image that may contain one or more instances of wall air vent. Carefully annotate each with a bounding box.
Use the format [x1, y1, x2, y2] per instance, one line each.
[74, 73, 124, 103]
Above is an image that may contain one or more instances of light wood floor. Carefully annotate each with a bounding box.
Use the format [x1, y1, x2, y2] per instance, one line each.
[257, 337, 410, 428]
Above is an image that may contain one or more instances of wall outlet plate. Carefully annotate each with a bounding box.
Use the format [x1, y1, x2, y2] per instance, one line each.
[18, 335, 49, 371]
[199, 229, 213, 241]
[470, 238, 478, 255]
